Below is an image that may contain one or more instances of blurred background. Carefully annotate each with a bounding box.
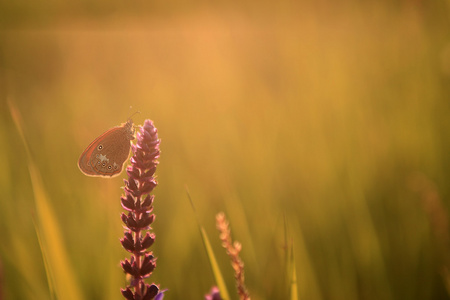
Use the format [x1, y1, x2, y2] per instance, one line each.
[1, 0, 450, 299]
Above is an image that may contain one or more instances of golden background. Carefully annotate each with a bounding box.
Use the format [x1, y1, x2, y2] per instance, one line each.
[1, 1, 450, 299]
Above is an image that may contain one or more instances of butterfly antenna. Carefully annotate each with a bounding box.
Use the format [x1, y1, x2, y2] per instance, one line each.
[128, 110, 141, 121]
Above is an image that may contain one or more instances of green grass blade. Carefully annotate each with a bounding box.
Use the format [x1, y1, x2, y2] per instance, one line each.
[186, 187, 231, 300]
[290, 243, 298, 300]
[9, 100, 83, 300]
[200, 227, 231, 300]
[32, 216, 57, 300]
[29, 163, 84, 300]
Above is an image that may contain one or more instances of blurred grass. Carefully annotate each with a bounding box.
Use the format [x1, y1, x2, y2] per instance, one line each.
[1, 1, 450, 299]
[9, 100, 83, 300]
[290, 243, 298, 300]
[188, 190, 231, 300]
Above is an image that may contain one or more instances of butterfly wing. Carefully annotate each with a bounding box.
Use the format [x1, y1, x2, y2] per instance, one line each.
[78, 120, 134, 177]
[78, 132, 107, 176]
[89, 129, 132, 177]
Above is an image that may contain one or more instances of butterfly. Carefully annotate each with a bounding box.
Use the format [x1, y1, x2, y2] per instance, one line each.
[78, 119, 135, 177]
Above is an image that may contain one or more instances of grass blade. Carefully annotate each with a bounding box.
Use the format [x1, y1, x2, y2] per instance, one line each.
[200, 227, 231, 300]
[9, 100, 83, 300]
[186, 187, 231, 300]
[290, 244, 298, 300]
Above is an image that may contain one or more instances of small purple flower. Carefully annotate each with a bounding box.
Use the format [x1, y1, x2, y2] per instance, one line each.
[120, 120, 163, 300]
[205, 286, 222, 300]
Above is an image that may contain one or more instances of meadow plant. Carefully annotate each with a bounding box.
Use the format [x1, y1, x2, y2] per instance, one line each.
[216, 212, 250, 300]
[120, 120, 164, 300]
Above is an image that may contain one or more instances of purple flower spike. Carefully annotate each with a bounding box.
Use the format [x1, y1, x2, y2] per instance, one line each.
[120, 120, 163, 300]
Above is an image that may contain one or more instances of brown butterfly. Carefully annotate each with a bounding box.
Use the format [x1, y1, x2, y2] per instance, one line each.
[78, 119, 135, 177]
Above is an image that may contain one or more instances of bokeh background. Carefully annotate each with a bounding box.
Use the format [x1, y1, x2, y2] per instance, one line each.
[1, 1, 450, 299]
